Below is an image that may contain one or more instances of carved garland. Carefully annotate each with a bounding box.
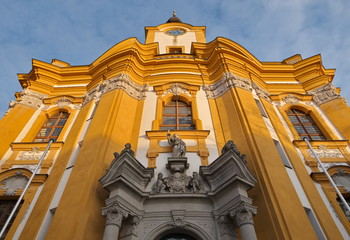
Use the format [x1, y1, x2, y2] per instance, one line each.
[308, 83, 343, 105]
[10, 89, 48, 110]
[83, 74, 148, 105]
[203, 72, 252, 99]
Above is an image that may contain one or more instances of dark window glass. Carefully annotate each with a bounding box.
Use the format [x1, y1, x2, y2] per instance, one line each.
[286, 109, 326, 140]
[0, 200, 23, 240]
[160, 234, 196, 240]
[160, 100, 195, 130]
[34, 111, 69, 142]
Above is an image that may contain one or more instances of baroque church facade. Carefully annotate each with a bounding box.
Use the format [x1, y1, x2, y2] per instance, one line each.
[0, 14, 350, 239]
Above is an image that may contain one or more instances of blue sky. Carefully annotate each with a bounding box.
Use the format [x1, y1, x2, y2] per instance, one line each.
[1, 0, 349, 115]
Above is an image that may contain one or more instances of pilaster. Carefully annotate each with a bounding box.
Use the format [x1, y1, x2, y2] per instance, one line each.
[44, 86, 145, 240]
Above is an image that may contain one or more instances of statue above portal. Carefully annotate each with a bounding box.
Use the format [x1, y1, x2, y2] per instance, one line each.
[167, 131, 186, 157]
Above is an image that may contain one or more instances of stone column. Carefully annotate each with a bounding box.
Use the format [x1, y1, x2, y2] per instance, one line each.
[230, 202, 258, 240]
[102, 204, 129, 240]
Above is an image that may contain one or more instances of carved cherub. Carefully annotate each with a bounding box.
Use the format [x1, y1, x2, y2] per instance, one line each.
[190, 172, 203, 193]
[152, 173, 166, 193]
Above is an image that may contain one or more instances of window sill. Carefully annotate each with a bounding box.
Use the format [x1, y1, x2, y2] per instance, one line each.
[10, 141, 64, 151]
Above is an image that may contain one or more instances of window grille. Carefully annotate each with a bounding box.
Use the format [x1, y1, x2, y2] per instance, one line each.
[160, 100, 194, 130]
[34, 111, 69, 142]
[286, 109, 325, 140]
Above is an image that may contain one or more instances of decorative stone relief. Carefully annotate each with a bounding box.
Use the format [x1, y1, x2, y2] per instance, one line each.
[163, 83, 191, 97]
[83, 74, 148, 105]
[171, 210, 186, 227]
[308, 83, 343, 105]
[308, 146, 344, 159]
[228, 202, 257, 227]
[82, 86, 101, 105]
[0, 172, 29, 196]
[332, 169, 350, 193]
[203, 72, 252, 98]
[55, 97, 73, 108]
[102, 203, 129, 227]
[252, 82, 271, 103]
[282, 94, 300, 104]
[16, 148, 46, 161]
[11, 89, 47, 109]
[151, 158, 205, 194]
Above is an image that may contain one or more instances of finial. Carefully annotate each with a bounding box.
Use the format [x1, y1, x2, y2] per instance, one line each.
[173, 10, 176, 17]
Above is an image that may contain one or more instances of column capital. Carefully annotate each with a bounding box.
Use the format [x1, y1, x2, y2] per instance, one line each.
[102, 204, 129, 227]
[229, 202, 257, 227]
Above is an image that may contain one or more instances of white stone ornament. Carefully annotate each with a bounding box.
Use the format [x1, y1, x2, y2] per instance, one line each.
[282, 94, 300, 104]
[163, 83, 191, 97]
[203, 72, 252, 98]
[308, 83, 343, 105]
[0, 173, 29, 196]
[83, 74, 148, 105]
[12, 89, 47, 109]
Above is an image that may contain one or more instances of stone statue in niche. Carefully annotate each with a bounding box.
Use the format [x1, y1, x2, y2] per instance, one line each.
[167, 131, 186, 157]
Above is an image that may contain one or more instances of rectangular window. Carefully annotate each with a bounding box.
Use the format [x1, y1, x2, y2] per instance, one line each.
[255, 99, 268, 118]
[273, 139, 292, 168]
[304, 208, 326, 240]
[169, 47, 182, 54]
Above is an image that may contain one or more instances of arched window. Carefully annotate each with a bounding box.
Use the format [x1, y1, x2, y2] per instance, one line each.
[286, 109, 326, 140]
[160, 100, 194, 130]
[34, 111, 69, 142]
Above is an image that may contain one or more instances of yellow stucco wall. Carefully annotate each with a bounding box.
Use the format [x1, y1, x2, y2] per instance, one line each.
[1, 19, 349, 240]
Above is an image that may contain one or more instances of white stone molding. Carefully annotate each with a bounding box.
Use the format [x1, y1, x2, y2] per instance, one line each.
[163, 83, 191, 97]
[16, 148, 46, 161]
[0, 172, 29, 196]
[82, 86, 101, 105]
[282, 94, 300, 104]
[11, 165, 37, 172]
[11, 89, 47, 109]
[308, 83, 343, 105]
[83, 74, 148, 105]
[55, 97, 73, 108]
[308, 147, 344, 159]
[332, 169, 350, 193]
[203, 72, 252, 99]
[252, 82, 271, 103]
